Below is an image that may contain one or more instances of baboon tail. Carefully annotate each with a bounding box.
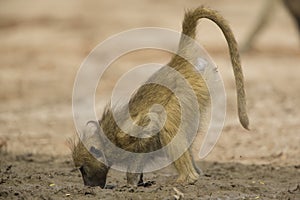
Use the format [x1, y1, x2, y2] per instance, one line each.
[177, 6, 249, 130]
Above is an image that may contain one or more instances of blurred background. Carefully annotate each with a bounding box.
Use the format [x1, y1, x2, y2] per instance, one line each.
[0, 0, 299, 165]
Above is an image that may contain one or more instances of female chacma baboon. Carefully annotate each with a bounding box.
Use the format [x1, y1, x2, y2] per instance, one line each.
[71, 6, 249, 188]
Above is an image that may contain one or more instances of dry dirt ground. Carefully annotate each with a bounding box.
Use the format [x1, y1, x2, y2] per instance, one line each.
[0, 0, 300, 199]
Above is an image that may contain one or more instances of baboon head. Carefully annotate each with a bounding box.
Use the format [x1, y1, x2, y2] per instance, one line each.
[71, 121, 109, 188]
[72, 140, 109, 188]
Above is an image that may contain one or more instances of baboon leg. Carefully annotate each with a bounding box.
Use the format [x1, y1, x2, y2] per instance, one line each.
[138, 173, 144, 185]
[160, 129, 200, 184]
[126, 155, 145, 186]
[173, 151, 200, 183]
[283, 0, 300, 34]
[240, 0, 277, 52]
[126, 172, 142, 185]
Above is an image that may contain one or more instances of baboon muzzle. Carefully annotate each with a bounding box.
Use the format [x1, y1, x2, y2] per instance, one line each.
[80, 166, 108, 188]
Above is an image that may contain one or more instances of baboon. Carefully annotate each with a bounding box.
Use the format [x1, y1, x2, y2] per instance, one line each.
[283, 0, 300, 32]
[71, 6, 249, 188]
[241, 0, 300, 52]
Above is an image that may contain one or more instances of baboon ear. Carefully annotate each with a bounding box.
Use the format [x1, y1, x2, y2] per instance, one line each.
[90, 146, 103, 158]
[89, 146, 108, 165]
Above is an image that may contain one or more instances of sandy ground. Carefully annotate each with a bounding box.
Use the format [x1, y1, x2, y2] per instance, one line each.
[0, 0, 300, 199]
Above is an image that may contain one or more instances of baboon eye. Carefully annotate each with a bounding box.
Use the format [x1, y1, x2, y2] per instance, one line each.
[90, 146, 103, 158]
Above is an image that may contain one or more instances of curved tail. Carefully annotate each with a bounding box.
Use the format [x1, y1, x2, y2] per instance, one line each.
[178, 6, 249, 130]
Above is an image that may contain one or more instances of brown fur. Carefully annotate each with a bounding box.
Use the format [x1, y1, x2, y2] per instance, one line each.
[71, 6, 249, 188]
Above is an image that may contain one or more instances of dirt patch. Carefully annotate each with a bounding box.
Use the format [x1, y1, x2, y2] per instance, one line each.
[1, 153, 299, 200]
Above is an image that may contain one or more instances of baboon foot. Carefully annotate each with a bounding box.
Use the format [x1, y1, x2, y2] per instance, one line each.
[176, 172, 199, 184]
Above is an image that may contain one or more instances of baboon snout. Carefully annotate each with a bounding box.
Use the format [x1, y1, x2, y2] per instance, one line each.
[79, 165, 109, 188]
